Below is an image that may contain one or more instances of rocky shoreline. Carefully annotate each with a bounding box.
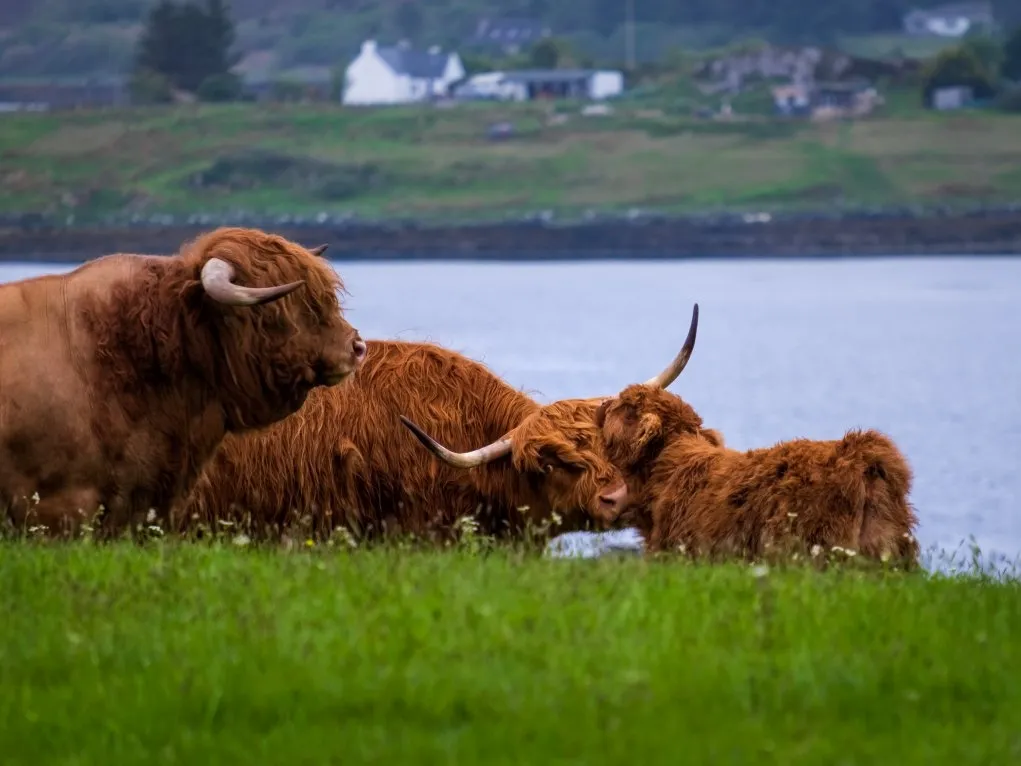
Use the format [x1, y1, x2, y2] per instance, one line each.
[2, 206, 1020, 262]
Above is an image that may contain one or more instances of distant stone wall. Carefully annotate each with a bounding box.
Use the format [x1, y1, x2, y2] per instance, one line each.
[1, 208, 1020, 263]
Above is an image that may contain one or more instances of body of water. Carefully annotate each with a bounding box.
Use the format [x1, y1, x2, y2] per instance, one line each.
[4, 256, 1019, 567]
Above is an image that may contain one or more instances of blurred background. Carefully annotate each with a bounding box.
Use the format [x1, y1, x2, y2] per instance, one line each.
[0, 0, 1020, 226]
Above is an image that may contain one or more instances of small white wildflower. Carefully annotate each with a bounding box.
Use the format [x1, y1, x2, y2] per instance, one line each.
[786, 512, 797, 519]
[31, 492, 40, 505]
[550, 512, 563, 527]
[232, 534, 251, 547]
[146, 525, 164, 536]
[677, 544, 687, 554]
[516, 505, 531, 512]
[216, 519, 235, 527]
[810, 544, 823, 558]
[146, 508, 157, 523]
[332, 527, 358, 549]
[750, 564, 769, 579]
[880, 550, 892, 563]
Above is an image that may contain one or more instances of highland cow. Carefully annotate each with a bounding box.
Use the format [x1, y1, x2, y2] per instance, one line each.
[0, 228, 365, 537]
[593, 305, 919, 566]
[392, 307, 702, 537]
[178, 338, 642, 542]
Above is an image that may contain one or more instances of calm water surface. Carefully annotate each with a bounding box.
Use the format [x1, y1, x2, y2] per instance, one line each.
[4, 256, 1019, 567]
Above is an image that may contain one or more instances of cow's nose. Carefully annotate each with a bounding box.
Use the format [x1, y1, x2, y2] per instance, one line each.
[352, 338, 367, 362]
[598, 482, 628, 513]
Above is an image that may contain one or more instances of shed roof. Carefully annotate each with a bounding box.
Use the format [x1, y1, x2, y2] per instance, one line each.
[499, 69, 596, 84]
[378, 46, 450, 78]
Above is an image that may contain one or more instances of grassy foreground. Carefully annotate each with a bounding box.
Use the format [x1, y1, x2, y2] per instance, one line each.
[1, 101, 1020, 221]
[1, 541, 1020, 764]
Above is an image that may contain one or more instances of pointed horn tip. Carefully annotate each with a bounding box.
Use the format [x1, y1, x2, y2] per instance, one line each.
[643, 301, 700, 389]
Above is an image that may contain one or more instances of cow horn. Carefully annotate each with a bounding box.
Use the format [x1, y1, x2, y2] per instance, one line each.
[200, 257, 305, 307]
[645, 302, 698, 388]
[309, 244, 329, 257]
[399, 415, 513, 468]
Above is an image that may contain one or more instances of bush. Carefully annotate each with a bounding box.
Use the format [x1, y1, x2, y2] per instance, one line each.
[196, 72, 242, 102]
[995, 84, 1021, 112]
[189, 151, 393, 202]
[921, 46, 997, 107]
[129, 67, 173, 104]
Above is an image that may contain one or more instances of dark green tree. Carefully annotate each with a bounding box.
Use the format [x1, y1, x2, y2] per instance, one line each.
[921, 45, 997, 107]
[530, 37, 561, 68]
[134, 0, 239, 97]
[394, 1, 424, 41]
[1002, 26, 1021, 81]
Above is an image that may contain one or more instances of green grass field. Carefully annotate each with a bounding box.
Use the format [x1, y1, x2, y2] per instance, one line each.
[1, 539, 1020, 764]
[1, 99, 1019, 223]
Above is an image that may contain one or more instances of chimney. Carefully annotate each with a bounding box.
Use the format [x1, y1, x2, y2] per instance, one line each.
[361, 39, 376, 55]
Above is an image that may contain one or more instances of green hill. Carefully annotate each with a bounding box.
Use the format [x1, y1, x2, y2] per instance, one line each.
[2, 100, 1019, 222]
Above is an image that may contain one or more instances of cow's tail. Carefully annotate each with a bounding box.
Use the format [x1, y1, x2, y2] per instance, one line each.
[836, 429, 919, 566]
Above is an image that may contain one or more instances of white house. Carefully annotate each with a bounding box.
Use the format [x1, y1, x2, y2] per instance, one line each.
[342, 40, 465, 105]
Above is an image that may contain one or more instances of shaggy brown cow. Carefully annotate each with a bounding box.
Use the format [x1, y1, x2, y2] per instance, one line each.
[593, 306, 920, 566]
[0, 227, 365, 537]
[393, 309, 701, 531]
[178, 338, 640, 542]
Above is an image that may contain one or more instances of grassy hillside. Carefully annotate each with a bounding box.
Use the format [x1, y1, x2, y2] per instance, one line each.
[1, 100, 1019, 222]
[0, 540, 1019, 764]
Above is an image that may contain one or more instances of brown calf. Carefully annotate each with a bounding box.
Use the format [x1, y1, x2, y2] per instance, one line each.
[593, 305, 920, 565]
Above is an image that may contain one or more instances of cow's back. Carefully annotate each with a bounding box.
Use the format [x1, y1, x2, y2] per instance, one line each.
[0, 255, 166, 530]
[0, 269, 102, 527]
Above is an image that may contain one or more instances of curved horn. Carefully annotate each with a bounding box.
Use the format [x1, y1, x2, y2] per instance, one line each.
[399, 415, 512, 468]
[644, 302, 698, 389]
[309, 244, 329, 257]
[200, 257, 305, 307]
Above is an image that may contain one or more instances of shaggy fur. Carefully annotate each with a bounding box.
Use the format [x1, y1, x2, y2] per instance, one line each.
[177, 340, 627, 542]
[0, 226, 363, 536]
[595, 384, 920, 565]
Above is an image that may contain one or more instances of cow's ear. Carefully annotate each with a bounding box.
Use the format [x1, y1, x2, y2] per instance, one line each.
[635, 412, 663, 449]
[701, 428, 725, 448]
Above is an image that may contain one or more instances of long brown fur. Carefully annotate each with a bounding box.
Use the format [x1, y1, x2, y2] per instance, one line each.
[595, 384, 920, 566]
[176, 340, 627, 542]
[0, 226, 363, 537]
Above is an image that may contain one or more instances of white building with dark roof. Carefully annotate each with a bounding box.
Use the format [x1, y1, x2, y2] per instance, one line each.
[342, 40, 465, 106]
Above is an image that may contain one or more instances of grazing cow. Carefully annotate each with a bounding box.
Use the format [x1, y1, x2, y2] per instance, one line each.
[178, 339, 635, 542]
[593, 304, 919, 566]
[0, 227, 365, 537]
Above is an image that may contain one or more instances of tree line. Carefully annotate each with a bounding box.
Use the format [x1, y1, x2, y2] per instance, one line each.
[131, 0, 1021, 106]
